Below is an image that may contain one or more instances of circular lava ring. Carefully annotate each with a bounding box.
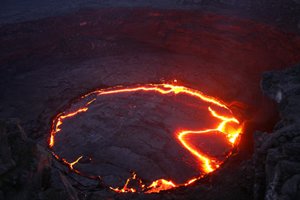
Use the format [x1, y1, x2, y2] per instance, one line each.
[49, 83, 243, 193]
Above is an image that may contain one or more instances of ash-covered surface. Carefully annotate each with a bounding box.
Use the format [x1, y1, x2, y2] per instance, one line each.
[254, 65, 300, 200]
[0, 5, 300, 200]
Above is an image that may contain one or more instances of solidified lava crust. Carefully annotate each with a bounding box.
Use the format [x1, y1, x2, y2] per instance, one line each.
[48, 83, 243, 193]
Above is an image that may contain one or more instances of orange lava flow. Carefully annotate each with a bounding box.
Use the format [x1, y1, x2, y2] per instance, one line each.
[48, 83, 243, 193]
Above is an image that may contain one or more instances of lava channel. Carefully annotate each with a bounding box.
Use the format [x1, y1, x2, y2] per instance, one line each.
[48, 83, 244, 193]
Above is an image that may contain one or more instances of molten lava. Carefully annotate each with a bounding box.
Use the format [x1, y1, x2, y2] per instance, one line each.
[49, 83, 243, 193]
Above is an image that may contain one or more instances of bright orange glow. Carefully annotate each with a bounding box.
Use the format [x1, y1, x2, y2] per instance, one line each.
[185, 178, 198, 185]
[146, 179, 176, 193]
[110, 173, 138, 193]
[68, 156, 83, 170]
[49, 99, 95, 148]
[49, 83, 243, 193]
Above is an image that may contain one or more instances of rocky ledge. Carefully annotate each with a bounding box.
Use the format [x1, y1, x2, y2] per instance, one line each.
[254, 64, 300, 200]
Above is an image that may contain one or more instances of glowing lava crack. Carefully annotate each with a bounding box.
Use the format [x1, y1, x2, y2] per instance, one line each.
[48, 83, 243, 193]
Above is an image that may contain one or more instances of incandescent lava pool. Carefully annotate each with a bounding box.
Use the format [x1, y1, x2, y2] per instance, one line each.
[49, 83, 243, 193]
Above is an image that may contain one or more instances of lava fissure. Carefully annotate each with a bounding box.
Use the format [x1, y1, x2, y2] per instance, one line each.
[48, 83, 243, 193]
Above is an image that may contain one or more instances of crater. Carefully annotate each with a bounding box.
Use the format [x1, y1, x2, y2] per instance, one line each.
[49, 84, 243, 193]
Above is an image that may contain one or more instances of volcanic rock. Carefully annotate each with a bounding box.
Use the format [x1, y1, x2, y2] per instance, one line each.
[1, 4, 300, 200]
[254, 64, 300, 200]
[0, 119, 85, 200]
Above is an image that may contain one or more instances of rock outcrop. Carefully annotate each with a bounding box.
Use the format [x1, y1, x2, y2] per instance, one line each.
[254, 64, 300, 200]
[0, 119, 92, 200]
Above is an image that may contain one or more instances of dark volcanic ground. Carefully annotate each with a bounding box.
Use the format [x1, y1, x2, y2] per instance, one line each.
[1, 3, 300, 200]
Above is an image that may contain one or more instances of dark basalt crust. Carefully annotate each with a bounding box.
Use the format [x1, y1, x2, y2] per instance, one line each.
[51, 86, 235, 188]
